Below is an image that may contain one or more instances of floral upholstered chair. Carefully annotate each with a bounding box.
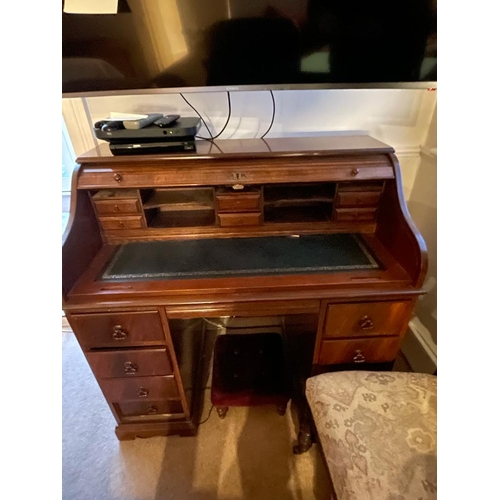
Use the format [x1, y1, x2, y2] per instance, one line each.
[306, 371, 437, 500]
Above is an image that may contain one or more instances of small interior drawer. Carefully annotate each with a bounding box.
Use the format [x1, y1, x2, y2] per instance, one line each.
[94, 199, 141, 215]
[70, 311, 166, 349]
[99, 215, 145, 230]
[86, 348, 173, 379]
[334, 208, 377, 222]
[99, 375, 179, 401]
[318, 337, 401, 365]
[216, 192, 261, 212]
[323, 301, 412, 339]
[336, 191, 381, 207]
[218, 212, 262, 227]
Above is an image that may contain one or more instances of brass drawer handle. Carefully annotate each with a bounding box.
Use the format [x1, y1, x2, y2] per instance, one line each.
[118, 222, 125, 228]
[112, 325, 128, 340]
[137, 388, 149, 398]
[124, 361, 138, 375]
[353, 350, 365, 363]
[114, 205, 120, 212]
[359, 315, 374, 330]
[148, 405, 159, 415]
[113, 173, 123, 183]
[351, 168, 360, 176]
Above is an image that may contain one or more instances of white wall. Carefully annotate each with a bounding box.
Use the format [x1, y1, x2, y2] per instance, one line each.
[402, 106, 437, 373]
[63, 88, 437, 198]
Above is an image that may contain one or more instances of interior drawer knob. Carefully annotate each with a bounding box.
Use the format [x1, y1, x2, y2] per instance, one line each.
[112, 325, 128, 340]
[124, 361, 138, 375]
[137, 388, 149, 398]
[113, 173, 123, 183]
[114, 205, 120, 212]
[148, 405, 159, 415]
[353, 349, 366, 363]
[118, 222, 125, 228]
[351, 168, 360, 176]
[359, 315, 374, 330]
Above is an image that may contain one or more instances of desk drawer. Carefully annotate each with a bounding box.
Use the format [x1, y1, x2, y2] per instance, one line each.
[218, 212, 262, 227]
[86, 348, 173, 379]
[323, 301, 412, 339]
[336, 191, 381, 207]
[99, 375, 179, 401]
[70, 311, 166, 349]
[94, 199, 141, 215]
[334, 208, 377, 222]
[118, 399, 184, 419]
[99, 215, 145, 230]
[216, 192, 261, 212]
[318, 337, 400, 365]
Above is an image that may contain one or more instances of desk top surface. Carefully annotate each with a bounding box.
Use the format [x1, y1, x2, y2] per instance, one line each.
[77, 135, 394, 164]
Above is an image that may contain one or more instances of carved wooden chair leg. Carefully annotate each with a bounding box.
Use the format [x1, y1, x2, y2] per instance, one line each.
[276, 404, 287, 416]
[216, 406, 228, 419]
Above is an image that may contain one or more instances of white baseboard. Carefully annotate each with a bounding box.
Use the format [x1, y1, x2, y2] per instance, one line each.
[401, 316, 437, 374]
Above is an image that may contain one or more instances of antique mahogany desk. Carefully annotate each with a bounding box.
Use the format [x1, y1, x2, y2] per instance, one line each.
[62, 135, 426, 448]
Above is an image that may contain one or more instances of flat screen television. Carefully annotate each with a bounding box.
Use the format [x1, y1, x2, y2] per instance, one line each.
[62, 0, 437, 96]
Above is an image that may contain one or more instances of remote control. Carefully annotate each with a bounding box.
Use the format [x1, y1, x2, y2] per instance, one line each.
[123, 113, 164, 130]
[154, 115, 180, 127]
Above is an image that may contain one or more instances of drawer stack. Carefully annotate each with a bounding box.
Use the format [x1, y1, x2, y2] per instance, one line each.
[69, 310, 186, 425]
[216, 187, 263, 227]
[92, 189, 146, 232]
[316, 300, 413, 366]
[334, 182, 384, 223]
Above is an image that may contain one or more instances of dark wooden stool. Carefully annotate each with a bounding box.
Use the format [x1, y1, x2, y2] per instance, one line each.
[211, 333, 290, 418]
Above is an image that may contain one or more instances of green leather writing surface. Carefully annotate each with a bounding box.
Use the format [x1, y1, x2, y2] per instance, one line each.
[100, 234, 379, 281]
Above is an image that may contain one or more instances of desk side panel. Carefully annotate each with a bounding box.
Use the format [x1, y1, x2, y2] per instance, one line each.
[62, 164, 103, 302]
[375, 154, 428, 288]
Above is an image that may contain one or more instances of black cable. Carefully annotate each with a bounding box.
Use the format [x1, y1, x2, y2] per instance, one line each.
[199, 404, 214, 425]
[180, 92, 232, 141]
[260, 90, 276, 139]
[180, 93, 213, 140]
[211, 92, 232, 140]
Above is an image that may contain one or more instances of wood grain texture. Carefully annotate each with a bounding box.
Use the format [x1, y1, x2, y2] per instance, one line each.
[322, 301, 414, 339]
[86, 348, 173, 378]
[62, 165, 103, 301]
[76, 136, 395, 163]
[318, 337, 401, 365]
[69, 310, 167, 349]
[375, 153, 428, 288]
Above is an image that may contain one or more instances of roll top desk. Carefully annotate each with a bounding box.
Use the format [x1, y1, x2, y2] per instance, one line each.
[62, 136, 427, 447]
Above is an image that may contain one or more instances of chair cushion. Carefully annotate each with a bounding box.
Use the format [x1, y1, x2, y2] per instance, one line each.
[306, 371, 437, 500]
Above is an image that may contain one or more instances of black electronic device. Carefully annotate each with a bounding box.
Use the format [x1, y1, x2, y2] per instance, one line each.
[94, 117, 201, 142]
[109, 140, 196, 156]
[154, 115, 181, 128]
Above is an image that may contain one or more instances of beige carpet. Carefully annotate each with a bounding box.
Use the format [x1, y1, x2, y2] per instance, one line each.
[62, 330, 332, 500]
